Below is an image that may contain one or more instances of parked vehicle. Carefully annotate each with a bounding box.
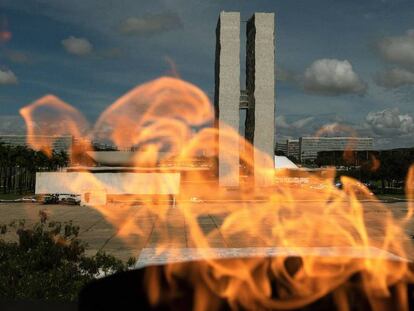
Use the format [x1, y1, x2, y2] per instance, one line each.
[43, 194, 59, 204]
[59, 194, 81, 205]
[42, 194, 80, 205]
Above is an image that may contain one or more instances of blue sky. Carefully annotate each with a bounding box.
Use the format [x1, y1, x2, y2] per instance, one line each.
[1, 0, 414, 148]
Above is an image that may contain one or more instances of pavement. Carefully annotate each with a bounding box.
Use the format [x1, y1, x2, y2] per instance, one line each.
[0, 199, 413, 262]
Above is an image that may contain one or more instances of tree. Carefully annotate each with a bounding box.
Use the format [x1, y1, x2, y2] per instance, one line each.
[0, 144, 69, 194]
[0, 213, 135, 301]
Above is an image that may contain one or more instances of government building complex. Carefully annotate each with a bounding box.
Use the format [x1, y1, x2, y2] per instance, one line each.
[276, 137, 374, 164]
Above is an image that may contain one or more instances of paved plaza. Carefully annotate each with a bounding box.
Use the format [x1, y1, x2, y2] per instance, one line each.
[0, 199, 413, 262]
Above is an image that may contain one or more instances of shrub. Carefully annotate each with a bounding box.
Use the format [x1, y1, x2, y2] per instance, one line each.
[0, 211, 135, 301]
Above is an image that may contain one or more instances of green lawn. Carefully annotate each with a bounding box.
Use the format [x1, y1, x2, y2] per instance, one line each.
[0, 193, 35, 200]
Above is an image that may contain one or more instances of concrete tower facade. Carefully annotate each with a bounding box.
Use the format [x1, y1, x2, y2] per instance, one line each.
[215, 12, 275, 187]
[214, 12, 241, 187]
[246, 13, 275, 185]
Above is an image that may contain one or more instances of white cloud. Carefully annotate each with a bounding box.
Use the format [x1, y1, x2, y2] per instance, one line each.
[118, 13, 182, 36]
[275, 116, 315, 130]
[374, 67, 414, 88]
[291, 116, 315, 129]
[275, 114, 348, 141]
[303, 59, 367, 95]
[317, 123, 343, 134]
[0, 69, 18, 85]
[378, 30, 414, 66]
[61, 36, 93, 56]
[275, 115, 290, 129]
[275, 111, 414, 149]
[365, 108, 414, 135]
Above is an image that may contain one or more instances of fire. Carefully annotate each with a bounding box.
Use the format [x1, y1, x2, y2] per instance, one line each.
[0, 30, 11, 43]
[0, 16, 11, 43]
[20, 94, 90, 157]
[21, 77, 414, 310]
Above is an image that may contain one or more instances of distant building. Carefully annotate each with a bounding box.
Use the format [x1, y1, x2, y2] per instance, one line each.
[299, 137, 373, 163]
[275, 140, 288, 155]
[0, 135, 73, 154]
[287, 139, 300, 160]
[275, 139, 299, 160]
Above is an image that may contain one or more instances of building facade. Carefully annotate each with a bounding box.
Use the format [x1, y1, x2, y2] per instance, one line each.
[215, 11, 275, 187]
[275, 139, 299, 161]
[299, 137, 374, 163]
[214, 12, 241, 187]
[275, 140, 288, 155]
[246, 13, 276, 186]
[287, 139, 300, 160]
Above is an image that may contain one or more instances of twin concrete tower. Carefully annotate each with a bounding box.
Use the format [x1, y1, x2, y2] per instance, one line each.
[214, 12, 276, 187]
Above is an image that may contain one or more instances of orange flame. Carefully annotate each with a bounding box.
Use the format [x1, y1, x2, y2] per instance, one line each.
[314, 123, 362, 166]
[19, 94, 90, 158]
[0, 31, 11, 43]
[370, 154, 381, 172]
[21, 77, 414, 310]
[0, 16, 11, 43]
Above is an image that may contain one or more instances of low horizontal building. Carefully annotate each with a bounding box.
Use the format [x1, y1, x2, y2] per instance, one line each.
[287, 139, 300, 160]
[275, 139, 300, 160]
[299, 137, 374, 163]
[35, 151, 212, 205]
[275, 140, 288, 155]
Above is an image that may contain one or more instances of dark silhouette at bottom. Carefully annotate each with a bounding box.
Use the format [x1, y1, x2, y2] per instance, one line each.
[78, 258, 414, 311]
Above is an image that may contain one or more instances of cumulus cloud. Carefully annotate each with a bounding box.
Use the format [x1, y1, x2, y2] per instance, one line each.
[275, 116, 315, 130]
[365, 108, 414, 136]
[275, 114, 350, 141]
[118, 13, 182, 36]
[303, 59, 367, 95]
[378, 30, 414, 67]
[0, 69, 18, 85]
[317, 123, 347, 135]
[275, 112, 414, 149]
[374, 67, 414, 88]
[61, 36, 93, 56]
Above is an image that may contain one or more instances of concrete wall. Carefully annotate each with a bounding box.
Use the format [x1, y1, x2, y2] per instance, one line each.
[35, 172, 180, 195]
[214, 12, 240, 187]
[246, 13, 275, 185]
